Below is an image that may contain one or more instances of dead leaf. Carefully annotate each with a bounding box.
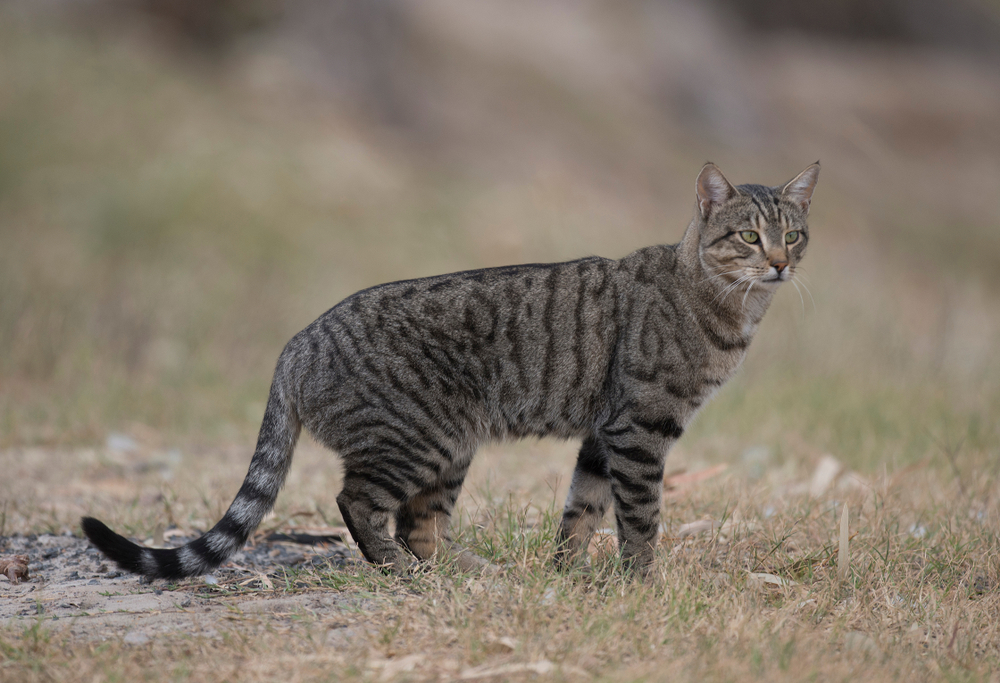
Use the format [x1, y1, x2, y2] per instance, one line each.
[368, 654, 424, 682]
[664, 464, 728, 492]
[236, 572, 274, 590]
[483, 636, 518, 654]
[747, 572, 798, 588]
[0, 554, 29, 584]
[677, 520, 720, 538]
[459, 659, 591, 680]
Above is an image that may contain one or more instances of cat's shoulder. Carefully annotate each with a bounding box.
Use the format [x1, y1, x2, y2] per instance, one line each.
[618, 244, 681, 285]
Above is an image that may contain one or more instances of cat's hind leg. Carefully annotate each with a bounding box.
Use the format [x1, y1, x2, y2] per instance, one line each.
[556, 436, 613, 568]
[394, 485, 456, 561]
[336, 468, 417, 572]
[394, 460, 496, 573]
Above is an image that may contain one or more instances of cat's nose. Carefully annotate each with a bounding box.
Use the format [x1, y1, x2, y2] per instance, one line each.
[771, 261, 788, 273]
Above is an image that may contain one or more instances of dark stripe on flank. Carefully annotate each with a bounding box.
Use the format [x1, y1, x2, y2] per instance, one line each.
[442, 475, 467, 490]
[349, 470, 410, 502]
[567, 265, 588, 418]
[538, 267, 559, 417]
[601, 424, 634, 438]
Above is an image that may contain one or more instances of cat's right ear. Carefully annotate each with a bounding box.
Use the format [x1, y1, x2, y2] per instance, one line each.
[696, 163, 738, 220]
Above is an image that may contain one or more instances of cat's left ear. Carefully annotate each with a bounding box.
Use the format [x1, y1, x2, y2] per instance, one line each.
[779, 162, 820, 214]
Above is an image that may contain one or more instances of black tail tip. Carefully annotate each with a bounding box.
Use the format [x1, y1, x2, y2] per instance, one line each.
[80, 516, 146, 574]
[81, 516, 115, 545]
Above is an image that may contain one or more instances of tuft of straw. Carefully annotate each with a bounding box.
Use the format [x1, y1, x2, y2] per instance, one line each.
[838, 503, 850, 582]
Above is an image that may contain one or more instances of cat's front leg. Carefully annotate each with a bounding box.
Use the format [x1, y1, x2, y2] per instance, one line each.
[601, 420, 670, 573]
[556, 436, 613, 567]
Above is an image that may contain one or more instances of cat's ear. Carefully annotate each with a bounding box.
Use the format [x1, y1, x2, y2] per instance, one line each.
[696, 163, 738, 220]
[779, 162, 820, 214]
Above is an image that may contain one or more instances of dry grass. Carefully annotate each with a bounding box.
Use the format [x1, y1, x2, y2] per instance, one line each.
[3, 5, 1000, 682]
[4, 439, 1000, 681]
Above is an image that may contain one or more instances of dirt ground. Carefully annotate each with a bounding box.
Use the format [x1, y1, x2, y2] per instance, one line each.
[0, 530, 377, 646]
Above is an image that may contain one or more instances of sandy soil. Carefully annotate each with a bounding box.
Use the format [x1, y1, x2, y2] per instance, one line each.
[0, 531, 378, 645]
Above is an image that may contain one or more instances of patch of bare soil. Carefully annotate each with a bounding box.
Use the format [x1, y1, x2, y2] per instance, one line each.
[0, 530, 377, 645]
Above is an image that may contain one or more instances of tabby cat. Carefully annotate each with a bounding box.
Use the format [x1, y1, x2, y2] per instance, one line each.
[82, 162, 819, 578]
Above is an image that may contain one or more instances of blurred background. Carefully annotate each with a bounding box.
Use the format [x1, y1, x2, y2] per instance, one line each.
[2, 0, 999, 478]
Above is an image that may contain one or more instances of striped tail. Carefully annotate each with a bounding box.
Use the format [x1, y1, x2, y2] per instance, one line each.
[81, 378, 300, 580]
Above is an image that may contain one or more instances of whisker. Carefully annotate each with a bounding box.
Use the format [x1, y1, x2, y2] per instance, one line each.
[713, 275, 748, 303]
[727, 277, 755, 306]
[741, 279, 757, 313]
[790, 279, 806, 316]
[790, 268, 812, 283]
[697, 270, 742, 285]
[795, 277, 817, 313]
[715, 274, 754, 305]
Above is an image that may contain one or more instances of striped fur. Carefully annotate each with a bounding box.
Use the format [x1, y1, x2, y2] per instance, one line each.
[82, 162, 818, 577]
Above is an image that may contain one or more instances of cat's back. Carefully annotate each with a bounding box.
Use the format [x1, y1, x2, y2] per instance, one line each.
[325, 256, 617, 336]
[291, 255, 622, 438]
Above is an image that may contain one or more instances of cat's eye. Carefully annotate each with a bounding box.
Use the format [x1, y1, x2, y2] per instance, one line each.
[784, 231, 799, 244]
[740, 231, 759, 244]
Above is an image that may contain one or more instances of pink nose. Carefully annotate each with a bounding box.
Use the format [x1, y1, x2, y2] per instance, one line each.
[772, 261, 788, 273]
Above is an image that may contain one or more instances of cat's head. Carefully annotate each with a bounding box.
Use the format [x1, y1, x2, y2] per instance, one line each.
[692, 162, 819, 288]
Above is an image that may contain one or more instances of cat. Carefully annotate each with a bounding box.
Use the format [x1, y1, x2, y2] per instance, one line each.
[82, 162, 819, 578]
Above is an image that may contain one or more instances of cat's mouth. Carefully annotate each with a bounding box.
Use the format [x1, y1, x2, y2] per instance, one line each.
[762, 267, 791, 283]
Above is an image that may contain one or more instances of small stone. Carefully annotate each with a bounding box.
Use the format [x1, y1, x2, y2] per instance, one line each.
[540, 587, 557, 606]
[123, 630, 149, 645]
[844, 631, 881, 658]
[107, 433, 138, 453]
[708, 571, 731, 589]
[810, 456, 843, 497]
[740, 446, 772, 480]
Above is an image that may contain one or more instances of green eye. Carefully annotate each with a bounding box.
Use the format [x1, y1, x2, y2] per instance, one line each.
[740, 231, 759, 244]
[785, 231, 799, 244]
